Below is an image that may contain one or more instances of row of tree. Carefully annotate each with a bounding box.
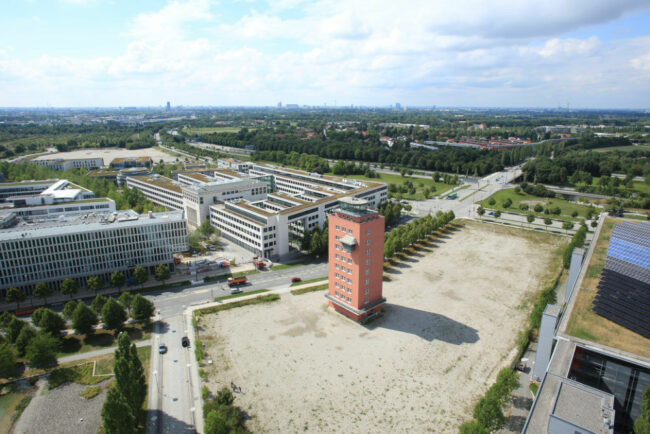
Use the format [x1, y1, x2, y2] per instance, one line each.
[4, 265, 171, 308]
[384, 211, 455, 259]
[300, 225, 329, 256]
[0, 293, 154, 376]
[378, 202, 403, 227]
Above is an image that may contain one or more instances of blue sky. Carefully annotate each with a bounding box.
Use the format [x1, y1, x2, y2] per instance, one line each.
[1, 0, 650, 108]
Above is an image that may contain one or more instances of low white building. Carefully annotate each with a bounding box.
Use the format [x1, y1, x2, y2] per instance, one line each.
[33, 157, 104, 171]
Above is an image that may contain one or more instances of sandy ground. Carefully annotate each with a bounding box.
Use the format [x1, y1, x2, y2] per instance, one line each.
[199, 222, 563, 433]
[33, 147, 181, 164]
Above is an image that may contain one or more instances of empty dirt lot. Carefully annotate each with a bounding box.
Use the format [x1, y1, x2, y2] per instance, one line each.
[199, 221, 564, 433]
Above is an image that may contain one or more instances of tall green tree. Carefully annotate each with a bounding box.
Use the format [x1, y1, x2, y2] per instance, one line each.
[7, 317, 26, 343]
[130, 295, 154, 323]
[86, 276, 104, 293]
[33, 282, 53, 305]
[0, 343, 16, 377]
[62, 300, 78, 319]
[635, 386, 650, 434]
[110, 271, 126, 293]
[34, 308, 66, 336]
[91, 295, 108, 314]
[113, 333, 146, 417]
[102, 299, 126, 333]
[133, 267, 148, 289]
[72, 303, 98, 335]
[25, 332, 59, 368]
[5, 287, 26, 310]
[15, 326, 37, 356]
[118, 292, 133, 315]
[154, 264, 171, 286]
[60, 278, 78, 300]
[102, 387, 136, 434]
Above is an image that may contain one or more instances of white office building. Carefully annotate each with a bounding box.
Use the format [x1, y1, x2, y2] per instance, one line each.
[0, 209, 188, 296]
[33, 157, 104, 171]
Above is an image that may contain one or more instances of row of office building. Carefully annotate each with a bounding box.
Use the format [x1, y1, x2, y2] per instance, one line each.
[0, 178, 188, 297]
[126, 160, 388, 259]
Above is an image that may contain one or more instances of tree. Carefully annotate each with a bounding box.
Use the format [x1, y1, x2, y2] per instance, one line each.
[155, 264, 171, 286]
[36, 308, 66, 336]
[60, 278, 78, 300]
[113, 333, 146, 417]
[477, 206, 485, 218]
[25, 332, 59, 368]
[0, 343, 16, 377]
[562, 221, 574, 231]
[102, 299, 126, 333]
[15, 326, 37, 356]
[544, 217, 553, 227]
[5, 287, 26, 310]
[130, 295, 154, 322]
[7, 317, 26, 343]
[87, 276, 104, 293]
[119, 292, 133, 315]
[63, 300, 78, 319]
[133, 267, 148, 289]
[72, 303, 98, 335]
[205, 410, 229, 434]
[33, 282, 53, 305]
[473, 395, 505, 431]
[533, 203, 544, 213]
[494, 210, 501, 218]
[527, 213, 535, 223]
[110, 271, 126, 293]
[91, 295, 108, 314]
[488, 197, 496, 206]
[0, 311, 13, 329]
[102, 387, 136, 434]
[634, 386, 650, 434]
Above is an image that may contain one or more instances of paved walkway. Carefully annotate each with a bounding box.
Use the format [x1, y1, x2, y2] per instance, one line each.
[58, 339, 152, 364]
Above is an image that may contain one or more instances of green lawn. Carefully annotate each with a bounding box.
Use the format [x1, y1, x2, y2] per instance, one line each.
[633, 181, 650, 195]
[594, 144, 650, 153]
[57, 322, 151, 358]
[183, 127, 243, 134]
[290, 283, 329, 295]
[214, 289, 268, 302]
[478, 189, 595, 221]
[325, 172, 453, 200]
[271, 259, 313, 270]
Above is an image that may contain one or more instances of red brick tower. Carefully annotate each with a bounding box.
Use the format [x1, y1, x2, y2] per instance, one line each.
[326, 197, 385, 322]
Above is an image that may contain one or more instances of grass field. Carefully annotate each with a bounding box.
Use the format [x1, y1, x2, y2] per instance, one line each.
[290, 276, 327, 287]
[214, 289, 268, 302]
[183, 127, 243, 135]
[0, 383, 35, 433]
[565, 217, 650, 358]
[479, 188, 594, 221]
[290, 283, 329, 295]
[57, 322, 151, 358]
[594, 144, 650, 153]
[326, 171, 453, 200]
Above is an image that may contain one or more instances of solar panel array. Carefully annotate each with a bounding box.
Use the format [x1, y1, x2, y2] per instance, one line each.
[593, 221, 650, 339]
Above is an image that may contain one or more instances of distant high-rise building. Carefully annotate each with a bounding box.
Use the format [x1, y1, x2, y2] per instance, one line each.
[395, 102, 401, 109]
[277, 101, 282, 108]
[166, 101, 171, 112]
[326, 197, 385, 323]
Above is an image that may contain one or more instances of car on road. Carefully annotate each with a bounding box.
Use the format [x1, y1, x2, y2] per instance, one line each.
[291, 277, 302, 283]
[159, 344, 168, 354]
[230, 287, 243, 294]
[181, 336, 190, 348]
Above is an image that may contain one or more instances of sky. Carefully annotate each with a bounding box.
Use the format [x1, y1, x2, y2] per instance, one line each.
[1, 0, 650, 108]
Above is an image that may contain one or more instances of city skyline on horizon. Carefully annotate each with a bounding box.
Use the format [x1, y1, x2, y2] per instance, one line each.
[2, 0, 650, 109]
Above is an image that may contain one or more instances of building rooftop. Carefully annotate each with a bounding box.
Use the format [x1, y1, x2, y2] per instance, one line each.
[128, 175, 182, 193]
[0, 209, 185, 241]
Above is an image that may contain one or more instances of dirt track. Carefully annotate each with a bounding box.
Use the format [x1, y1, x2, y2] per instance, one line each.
[200, 221, 563, 433]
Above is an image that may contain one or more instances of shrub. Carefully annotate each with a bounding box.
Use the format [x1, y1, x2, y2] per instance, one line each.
[571, 210, 579, 217]
[81, 386, 101, 399]
[534, 204, 544, 212]
[195, 338, 204, 361]
[551, 206, 562, 215]
[519, 203, 529, 211]
[488, 198, 496, 206]
[202, 385, 210, 400]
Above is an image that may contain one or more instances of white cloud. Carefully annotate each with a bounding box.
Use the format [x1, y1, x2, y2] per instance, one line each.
[1, 0, 650, 107]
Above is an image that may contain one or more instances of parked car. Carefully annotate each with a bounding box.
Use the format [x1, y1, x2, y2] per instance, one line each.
[181, 336, 190, 348]
[291, 277, 302, 283]
[159, 344, 168, 354]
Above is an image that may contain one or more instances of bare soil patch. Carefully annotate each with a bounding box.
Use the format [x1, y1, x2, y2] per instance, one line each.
[199, 221, 563, 433]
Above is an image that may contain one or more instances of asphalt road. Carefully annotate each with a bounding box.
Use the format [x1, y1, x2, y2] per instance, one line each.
[146, 261, 328, 318]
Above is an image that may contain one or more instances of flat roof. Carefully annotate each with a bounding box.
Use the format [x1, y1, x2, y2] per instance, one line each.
[128, 175, 182, 193]
[0, 210, 185, 241]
